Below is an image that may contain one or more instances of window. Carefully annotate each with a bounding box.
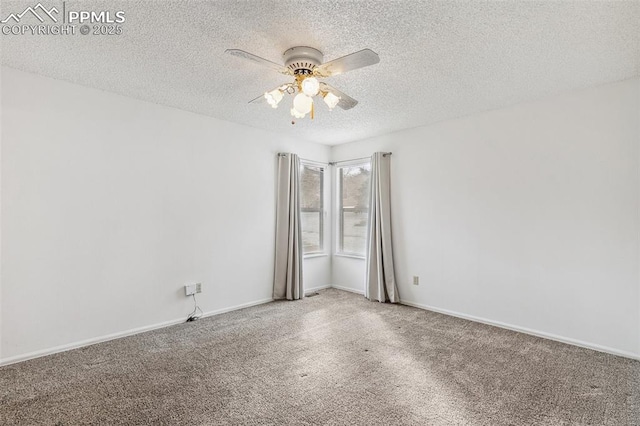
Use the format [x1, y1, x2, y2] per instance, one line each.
[300, 163, 324, 254]
[337, 162, 371, 256]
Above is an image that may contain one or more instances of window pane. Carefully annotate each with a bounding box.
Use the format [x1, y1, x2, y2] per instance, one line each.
[339, 163, 371, 255]
[300, 166, 322, 209]
[341, 165, 370, 210]
[342, 210, 368, 254]
[301, 211, 322, 253]
[300, 164, 323, 254]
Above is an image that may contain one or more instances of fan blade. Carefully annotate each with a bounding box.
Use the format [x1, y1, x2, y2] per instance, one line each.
[248, 84, 293, 104]
[225, 49, 292, 75]
[320, 82, 358, 110]
[249, 93, 266, 104]
[315, 49, 380, 77]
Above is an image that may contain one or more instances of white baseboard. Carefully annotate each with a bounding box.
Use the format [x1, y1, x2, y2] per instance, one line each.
[0, 297, 273, 367]
[331, 284, 365, 295]
[305, 285, 331, 295]
[4, 290, 636, 366]
[400, 299, 640, 361]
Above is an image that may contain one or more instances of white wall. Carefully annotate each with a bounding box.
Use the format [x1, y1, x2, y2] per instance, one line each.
[332, 255, 366, 294]
[2, 68, 638, 363]
[0, 67, 331, 363]
[331, 79, 640, 358]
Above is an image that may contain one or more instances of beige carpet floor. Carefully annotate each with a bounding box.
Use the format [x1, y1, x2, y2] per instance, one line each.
[0, 288, 638, 425]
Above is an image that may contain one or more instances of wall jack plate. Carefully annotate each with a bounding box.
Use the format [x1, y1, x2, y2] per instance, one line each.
[185, 283, 202, 296]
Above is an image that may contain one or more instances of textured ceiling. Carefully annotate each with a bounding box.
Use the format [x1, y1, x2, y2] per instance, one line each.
[1, 0, 638, 145]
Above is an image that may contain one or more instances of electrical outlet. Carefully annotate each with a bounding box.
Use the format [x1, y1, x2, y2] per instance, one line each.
[185, 284, 195, 296]
[413, 276, 419, 286]
[184, 283, 202, 296]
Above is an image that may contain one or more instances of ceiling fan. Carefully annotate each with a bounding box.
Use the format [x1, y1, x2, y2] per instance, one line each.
[225, 46, 380, 121]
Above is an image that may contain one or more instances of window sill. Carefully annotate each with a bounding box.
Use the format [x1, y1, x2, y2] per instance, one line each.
[304, 253, 329, 259]
[334, 253, 366, 260]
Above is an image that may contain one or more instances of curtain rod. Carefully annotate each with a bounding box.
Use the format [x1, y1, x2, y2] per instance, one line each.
[277, 152, 391, 166]
[277, 153, 329, 166]
[329, 152, 392, 166]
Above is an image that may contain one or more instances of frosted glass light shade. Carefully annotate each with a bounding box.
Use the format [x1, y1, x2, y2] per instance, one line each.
[264, 89, 283, 108]
[301, 77, 320, 97]
[323, 92, 340, 110]
[290, 107, 306, 119]
[293, 93, 313, 114]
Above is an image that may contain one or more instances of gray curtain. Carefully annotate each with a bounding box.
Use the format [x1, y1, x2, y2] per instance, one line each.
[273, 153, 304, 300]
[365, 152, 399, 303]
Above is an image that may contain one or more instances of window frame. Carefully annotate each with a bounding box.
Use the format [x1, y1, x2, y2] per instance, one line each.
[335, 160, 371, 258]
[300, 161, 325, 256]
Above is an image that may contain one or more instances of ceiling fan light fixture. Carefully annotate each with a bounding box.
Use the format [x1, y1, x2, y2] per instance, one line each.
[293, 93, 313, 114]
[227, 46, 380, 119]
[264, 88, 283, 108]
[323, 92, 341, 110]
[301, 77, 320, 97]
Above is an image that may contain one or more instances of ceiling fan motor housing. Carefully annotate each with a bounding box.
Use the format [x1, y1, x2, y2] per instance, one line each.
[283, 46, 324, 75]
